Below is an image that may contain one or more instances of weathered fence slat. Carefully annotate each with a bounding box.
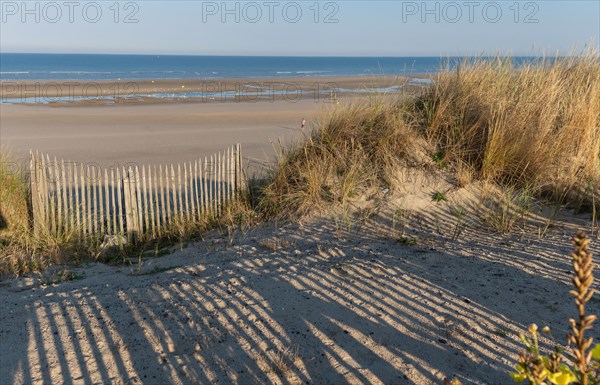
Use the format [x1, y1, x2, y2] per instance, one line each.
[67, 160, 75, 233]
[210, 155, 218, 216]
[177, 163, 183, 222]
[169, 164, 176, 223]
[79, 164, 87, 235]
[149, 166, 156, 237]
[184, 163, 190, 223]
[61, 159, 69, 234]
[103, 169, 109, 235]
[142, 166, 149, 235]
[73, 162, 81, 235]
[160, 165, 167, 230]
[116, 168, 124, 235]
[53, 157, 62, 233]
[123, 167, 132, 240]
[39, 154, 48, 231]
[202, 157, 208, 217]
[91, 165, 97, 235]
[133, 166, 143, 237]
[153, 165, 161, 236]
[194, 160, 201, 220]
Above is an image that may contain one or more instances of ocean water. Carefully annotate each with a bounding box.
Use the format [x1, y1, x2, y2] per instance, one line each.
[0, 53, 542, 81]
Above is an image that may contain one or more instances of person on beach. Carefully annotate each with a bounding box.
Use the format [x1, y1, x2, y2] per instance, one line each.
[301, 118, 306, 130]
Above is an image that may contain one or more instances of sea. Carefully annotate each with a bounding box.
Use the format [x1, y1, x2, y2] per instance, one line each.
[0, 54, 549, 104]
[0, 53, 544, 81]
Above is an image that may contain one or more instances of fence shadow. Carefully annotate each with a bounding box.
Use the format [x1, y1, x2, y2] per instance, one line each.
[2, 206, 596, 384]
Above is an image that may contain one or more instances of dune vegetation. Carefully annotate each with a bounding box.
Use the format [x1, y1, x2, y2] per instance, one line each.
[260, 51, 600, 219]
[1, 52, 599, 276]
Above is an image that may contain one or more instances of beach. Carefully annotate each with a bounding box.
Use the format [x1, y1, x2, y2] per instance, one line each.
[1, 98, 320, 169]
[1, 5, 599, 383]
[0, 76, 425, 169]
[3, 57, 597, 385]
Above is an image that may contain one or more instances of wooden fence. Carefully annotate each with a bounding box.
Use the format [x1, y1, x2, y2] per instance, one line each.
[29, 144, 244, 242]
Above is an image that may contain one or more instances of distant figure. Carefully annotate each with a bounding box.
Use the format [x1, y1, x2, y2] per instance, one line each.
[301, 118, 306, 130]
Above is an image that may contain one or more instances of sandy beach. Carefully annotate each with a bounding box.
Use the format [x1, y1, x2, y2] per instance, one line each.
[0, 76, 426, 170]
[1, 98, 327, 170]
[2, 4, 598, 383]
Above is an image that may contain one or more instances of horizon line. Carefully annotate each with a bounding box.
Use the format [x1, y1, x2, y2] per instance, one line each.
[1, 52, 564, 58]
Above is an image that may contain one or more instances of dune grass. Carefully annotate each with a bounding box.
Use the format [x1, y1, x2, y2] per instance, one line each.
[0, 151, 48, 275]
[259, 96, 429, 218]
[0, 151, 89, 275]
[0, 150, 29, 236]
[260, 51, 600, 219]
[420, 52, 600, 201]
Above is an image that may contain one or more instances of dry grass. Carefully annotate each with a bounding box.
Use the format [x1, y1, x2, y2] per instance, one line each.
[259, 96, 429, 218]
[260, 51, 600, 219]
[420, 50, 600, 201]
[0, 151, 80, 275]
[0, 150, 30, 237]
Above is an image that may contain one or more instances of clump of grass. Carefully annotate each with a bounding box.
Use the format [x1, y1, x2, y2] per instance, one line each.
[481, 183, 536, 233]
[0, 151, 76, 275]
[432, 191, 448, 203]
[397, 236, 417, 246]
[0, 150, 30, 239]
[259, 96, 428, 218]
[448, 201, 468, 240]
[418, 50, 600, 203]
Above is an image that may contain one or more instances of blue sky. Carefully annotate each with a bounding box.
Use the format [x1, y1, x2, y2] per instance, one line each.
[1, 1, 598, 56]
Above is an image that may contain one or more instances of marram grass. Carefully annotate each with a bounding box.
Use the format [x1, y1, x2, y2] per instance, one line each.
[261, 51, 600, 218]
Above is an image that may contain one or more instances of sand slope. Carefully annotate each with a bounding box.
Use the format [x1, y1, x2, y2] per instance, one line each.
[1, 181, 598, 385]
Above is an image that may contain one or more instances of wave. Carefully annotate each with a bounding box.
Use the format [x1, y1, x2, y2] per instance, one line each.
[48, 71, 113, 74]
[295, 71, 330, 74]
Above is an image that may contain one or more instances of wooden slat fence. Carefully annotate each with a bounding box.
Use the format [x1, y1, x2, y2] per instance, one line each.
[29, 144, 244, 242]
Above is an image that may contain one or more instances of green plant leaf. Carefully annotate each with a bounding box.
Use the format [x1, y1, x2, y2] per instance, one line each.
[592, 343, 600, 361]
[509, 371, 526, 383]
[547, 367, 576, 385]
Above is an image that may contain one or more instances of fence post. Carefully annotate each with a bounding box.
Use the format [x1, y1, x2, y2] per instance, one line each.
[234, 143, 243, 197]
[29, 152, 43, 235]
[123, 167, 134, 242]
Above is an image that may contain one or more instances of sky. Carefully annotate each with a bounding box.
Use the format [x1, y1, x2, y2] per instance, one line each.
[0, 1, 598, 56]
